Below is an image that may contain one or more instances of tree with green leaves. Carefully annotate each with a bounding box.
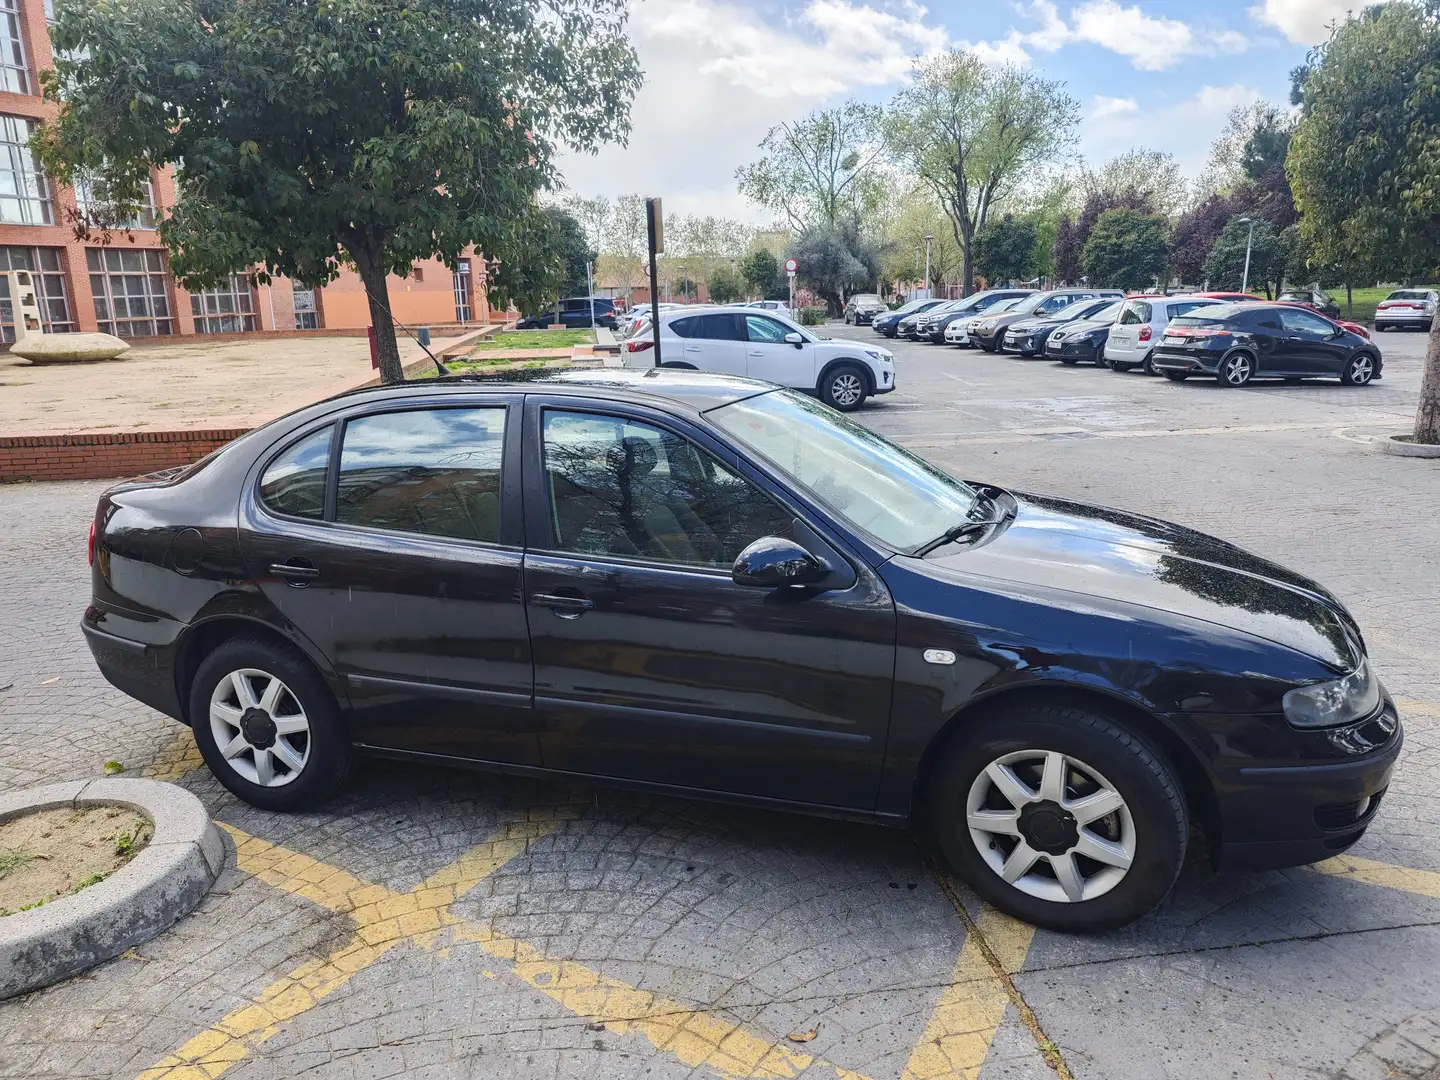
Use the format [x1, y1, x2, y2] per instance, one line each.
[1203, 216, 1284, 296]
[789, 221, 880, 315]
[885, 52, 1079, 294]
[739, 248, 785, 299]
[544, 207, 596, 303]
[736, 103, 887, 230]
[1288, 0, 1440, 441]
[1082, 208, 1170, 292]
[37, 0, 641, 383]
[707, 265, 746, 304]
[972, 214, 1037, 284]
[878, 189, 962, 293]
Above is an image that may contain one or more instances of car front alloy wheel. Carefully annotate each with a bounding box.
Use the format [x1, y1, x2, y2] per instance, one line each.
[1341, 353, 1375, 385]
[821, 365, 868, 411]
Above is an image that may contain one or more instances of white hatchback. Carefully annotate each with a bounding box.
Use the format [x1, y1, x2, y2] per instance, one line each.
[1105, 296, 1225, 375]
[622, 306, 895, 411]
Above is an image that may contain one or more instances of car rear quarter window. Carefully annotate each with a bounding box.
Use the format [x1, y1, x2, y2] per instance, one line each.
[334, 408, 507, 542]
[259, 425, 333, 520]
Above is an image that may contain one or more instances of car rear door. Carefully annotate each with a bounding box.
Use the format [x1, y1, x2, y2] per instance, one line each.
[670, 313, 747, 375]
[520, 397, 896, 808]
[742, 312, 815, 388]
[239, 397, 540, 764]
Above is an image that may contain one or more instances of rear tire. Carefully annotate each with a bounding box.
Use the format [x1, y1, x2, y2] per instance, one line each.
[924, 703, 1187, 932]
[1162, 371, 1188, 382]
[1110, 362, 1133, 373]
[1141, 351, 1157, 375]
[820, 363, 869, 411]
[190, 636, 352, 812]
[1216, 350, 1254, 387]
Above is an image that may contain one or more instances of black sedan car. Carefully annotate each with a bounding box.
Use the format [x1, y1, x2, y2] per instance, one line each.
[1152, 302, 1383, 386]
[515, 297, 619, 330]
[1043, 300, 1124, 364]
[1001, 297, 1118, 358]
[1277, 288, 1342, 320]
[873, 298, 944, 338]
[84, 370, 1400, 932]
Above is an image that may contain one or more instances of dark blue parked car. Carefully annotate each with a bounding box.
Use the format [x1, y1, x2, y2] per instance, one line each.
[516, 297, 618, 330]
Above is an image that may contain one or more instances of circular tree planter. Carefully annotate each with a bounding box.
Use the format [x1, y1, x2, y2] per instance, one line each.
[1381, 434, 1440, 459]
[0, 779, 223, 999]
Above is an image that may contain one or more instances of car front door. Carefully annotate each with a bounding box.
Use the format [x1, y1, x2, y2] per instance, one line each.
[239, 399, 540, 764]
[670, 312, 747, 375]
[520, 398, 897, 808]
[742, 312, 815, 389]
[1277, 308, 1342, 375]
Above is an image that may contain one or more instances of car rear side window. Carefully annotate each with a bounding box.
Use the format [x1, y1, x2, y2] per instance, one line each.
[541, 410, 792, 569]
[335, 408, 507, 542]
[1119, 301, 1151, 324]
[259, 426, 333, 520]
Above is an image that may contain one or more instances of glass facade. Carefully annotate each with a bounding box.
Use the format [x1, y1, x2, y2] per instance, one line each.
[87, 248, 174, 337]
[190, 273, 257, 333]
[0, 0, 28, 94]
[0, 247, 73, 342]
[0, 116, 52, 225]
[293, 284, 319, 329]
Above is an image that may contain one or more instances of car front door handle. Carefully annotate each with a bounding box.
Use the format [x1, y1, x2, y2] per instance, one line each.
[270, 560, 319, 587]
[530, 592, 595, 618]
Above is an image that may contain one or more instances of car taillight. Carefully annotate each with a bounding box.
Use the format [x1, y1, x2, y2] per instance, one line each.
[1138, 325, 1152, 341]
[625, 339, 653, 352]
[1180, 327, 1225, 337]
[88, 519, 96, 565]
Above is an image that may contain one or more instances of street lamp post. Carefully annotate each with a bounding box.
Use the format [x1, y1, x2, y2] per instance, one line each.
[1238, 217, 1256, 294]
[923, 234, 933, 299]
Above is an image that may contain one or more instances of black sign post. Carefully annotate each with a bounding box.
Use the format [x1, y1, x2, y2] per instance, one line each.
[645, 197, 663, 367]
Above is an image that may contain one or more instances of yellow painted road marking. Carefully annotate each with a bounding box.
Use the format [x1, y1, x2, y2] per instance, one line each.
[1313, 854, 1440, 900]
[140, 728, 204, 781]
[1395, 696, 1439, 717]
[139, 813, 869, 1080]
[900, 905, 1036, 1080]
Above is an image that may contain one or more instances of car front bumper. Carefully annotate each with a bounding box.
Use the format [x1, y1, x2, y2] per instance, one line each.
[1213, 705, 1402, 872]
[969, 330, 1001, 349]
[1003, 331, 1046, 354]
[1044, 338, 1102, 361]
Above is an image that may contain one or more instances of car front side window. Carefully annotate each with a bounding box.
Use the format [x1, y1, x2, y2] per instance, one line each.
[334, 408, 507, 542]
[744, 314, 792, 343]
[541, 410, 793, 569]
[1279, 309, 1332, 335]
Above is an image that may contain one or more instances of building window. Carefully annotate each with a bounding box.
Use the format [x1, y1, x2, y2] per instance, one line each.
[0, 117, 52, 226]
[293, 284, 320, 329]
[86, 247, 174, 337]
[190, 274, 257, 333]
[453, 259, 472, 323]
[0, 0, 28, 94]
[0, 247, 74, 342]
[73, 175, 158, 230]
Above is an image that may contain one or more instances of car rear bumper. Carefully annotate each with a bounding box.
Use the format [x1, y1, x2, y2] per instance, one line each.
[1151, 349, 1219, 374]
[1377, 311, 1432, 325]
[1213, 708, 1402, 872]
[82, 603, 187, 723]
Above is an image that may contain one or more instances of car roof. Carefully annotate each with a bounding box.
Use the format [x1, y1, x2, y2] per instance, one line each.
[328, 367, 776, 417]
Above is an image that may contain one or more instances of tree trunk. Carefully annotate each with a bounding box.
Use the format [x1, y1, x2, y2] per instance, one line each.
[1346, 282, 1352, 319]
[1415, 318, 1440, 444]
[352, 251, 405, 384]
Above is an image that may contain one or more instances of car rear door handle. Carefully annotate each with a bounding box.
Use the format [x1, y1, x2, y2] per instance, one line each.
[530, 592, 595, 618]
[684, 345, 702, 352]
[270, 560, 319, 586]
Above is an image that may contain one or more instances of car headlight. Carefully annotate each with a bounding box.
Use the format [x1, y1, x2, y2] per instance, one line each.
[863, 348, 891, 363]
[979, 320, 996, 331]
[1282, 658, 1382, 728]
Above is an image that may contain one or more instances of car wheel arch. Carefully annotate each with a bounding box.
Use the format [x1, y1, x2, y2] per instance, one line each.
[817, 357, 876, 396]
[174, 615, 345, 726]
[910, 683, 1220, 853]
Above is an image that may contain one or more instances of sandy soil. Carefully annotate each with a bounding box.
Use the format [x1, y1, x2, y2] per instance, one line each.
[0, 806, 152, 915]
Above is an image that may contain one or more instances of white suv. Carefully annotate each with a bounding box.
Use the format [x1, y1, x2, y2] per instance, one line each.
[1105, 296, 1225, 374]
[622, 306, 895, 411]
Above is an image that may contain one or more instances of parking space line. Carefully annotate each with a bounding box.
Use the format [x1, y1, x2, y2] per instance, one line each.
[139, 728, 204, 782]
[1313, 855, 1440, 900]
[138, 818, 872, 1080]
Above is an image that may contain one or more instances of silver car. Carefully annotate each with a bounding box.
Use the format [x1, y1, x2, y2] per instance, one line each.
[1374, 288, 1436, 332]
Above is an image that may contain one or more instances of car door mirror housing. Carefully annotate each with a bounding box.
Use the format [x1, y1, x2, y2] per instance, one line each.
[784, 332, 804, 347]
[732, 536, 826, 588]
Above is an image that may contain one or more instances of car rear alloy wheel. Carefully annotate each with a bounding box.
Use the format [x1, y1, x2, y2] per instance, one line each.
[965, 749, 1135, 905]
[1141, 351, 1157, 376]
[1218, 351, 1253, 387]
[190, 636, 353, 811]
[1342, 353, 1375, 386]
[821, 365, 867, 411]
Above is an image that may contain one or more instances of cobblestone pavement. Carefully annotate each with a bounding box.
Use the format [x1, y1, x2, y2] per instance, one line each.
[1, 327, 1438, 1080]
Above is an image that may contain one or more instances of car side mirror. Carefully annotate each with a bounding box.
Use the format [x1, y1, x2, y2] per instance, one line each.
[732, 536, 826, 588]
[784, 332, 804, 347]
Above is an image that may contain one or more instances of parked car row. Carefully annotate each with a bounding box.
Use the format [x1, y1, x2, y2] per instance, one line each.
[871, 291, 1386, 387]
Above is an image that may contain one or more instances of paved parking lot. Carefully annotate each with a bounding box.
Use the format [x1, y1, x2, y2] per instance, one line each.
[2, 326, 1438, 1080]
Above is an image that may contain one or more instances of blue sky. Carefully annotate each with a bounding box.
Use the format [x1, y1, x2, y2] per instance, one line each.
[556, 0, 1360, 221]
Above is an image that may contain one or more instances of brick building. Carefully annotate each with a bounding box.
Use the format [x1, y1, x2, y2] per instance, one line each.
[0, 0, 493, 344]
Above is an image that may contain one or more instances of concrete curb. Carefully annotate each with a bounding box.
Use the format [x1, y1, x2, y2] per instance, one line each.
[0, 779, 223, 1000]
[1381, 434, 1440, 458]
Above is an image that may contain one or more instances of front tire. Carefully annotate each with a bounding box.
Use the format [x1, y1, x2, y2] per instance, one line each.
[190, 636, 352, 812]
[1141, 351, 1157, 376]
[820, 363, 868, 411]
[925, 703, 1187, 932]
[1341, 352, 1376, 385]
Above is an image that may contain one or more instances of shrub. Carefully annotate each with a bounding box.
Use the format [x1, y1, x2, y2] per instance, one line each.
[797, 306, 829, 326]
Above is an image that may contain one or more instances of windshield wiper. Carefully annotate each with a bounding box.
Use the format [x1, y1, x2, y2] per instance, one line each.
[913, 516, 1008, 557]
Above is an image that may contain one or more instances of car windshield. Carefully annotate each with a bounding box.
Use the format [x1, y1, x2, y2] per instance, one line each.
[1388, 290, 1430, 301]
[978, 298, 1021, 316]
[1082, 300, 1123, 323]
[1010, 293, 1051, 315]
[708, 389, 977, 553]
[852, 294, 883, 304]
[1277, 292, 1310, 302]
[1170, 303, 1244, 326]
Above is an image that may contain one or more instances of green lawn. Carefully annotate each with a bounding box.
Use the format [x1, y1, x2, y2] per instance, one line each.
[469, 329, 595, 351]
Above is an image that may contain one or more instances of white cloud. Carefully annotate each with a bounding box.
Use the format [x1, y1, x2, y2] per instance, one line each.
[972, 0, 1251, 71]
[1248, 0, 1377, 44]
[1081, 83, 1263, 176]
[1091, 95, 1139, 121]
[554, 0, 948, 220]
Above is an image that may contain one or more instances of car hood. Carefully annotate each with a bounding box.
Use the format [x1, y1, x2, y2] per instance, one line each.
[1049, 318, 1111, 337]
[920, 492, 1359, 670]
[1009, 316, 1067, 333]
